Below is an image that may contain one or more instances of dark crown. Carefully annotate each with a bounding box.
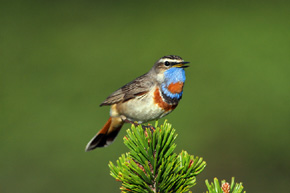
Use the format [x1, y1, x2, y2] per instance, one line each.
[161, 55, 183, 60]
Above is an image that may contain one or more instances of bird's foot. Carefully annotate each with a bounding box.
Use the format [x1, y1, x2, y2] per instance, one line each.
[123, 119, 155, 133]
[123, 119, 139, 127]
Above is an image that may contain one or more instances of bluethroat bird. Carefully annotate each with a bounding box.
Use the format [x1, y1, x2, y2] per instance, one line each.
[85, 55, 189, 151]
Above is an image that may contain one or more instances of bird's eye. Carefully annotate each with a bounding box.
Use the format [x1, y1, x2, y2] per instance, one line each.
[164, 61, 170, 66]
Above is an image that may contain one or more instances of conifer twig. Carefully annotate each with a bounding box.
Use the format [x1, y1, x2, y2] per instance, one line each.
[205, 177, 246, 193]
[109, 121, 206, 193]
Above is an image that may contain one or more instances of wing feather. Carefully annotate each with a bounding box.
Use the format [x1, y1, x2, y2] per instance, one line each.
[100, 73, 155, 106]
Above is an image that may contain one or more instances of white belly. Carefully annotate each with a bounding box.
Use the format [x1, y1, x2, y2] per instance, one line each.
[114, 88, 168, 123]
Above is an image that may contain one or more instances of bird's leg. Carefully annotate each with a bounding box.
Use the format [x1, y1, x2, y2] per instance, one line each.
[122, 118, 155, 133]
[123, 119, 139, 127]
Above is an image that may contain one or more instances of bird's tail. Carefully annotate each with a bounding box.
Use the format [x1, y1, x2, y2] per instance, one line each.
[85, 117, 124, 151]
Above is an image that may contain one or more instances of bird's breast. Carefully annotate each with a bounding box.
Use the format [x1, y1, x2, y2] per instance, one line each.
[114, 86, 177, 123]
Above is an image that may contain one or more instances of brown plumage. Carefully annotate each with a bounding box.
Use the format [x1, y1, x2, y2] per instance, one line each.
[100, 73, 155, 106]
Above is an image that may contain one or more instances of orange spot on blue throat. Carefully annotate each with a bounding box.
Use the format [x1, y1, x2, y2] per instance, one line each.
[161, 84, 183, 99]
[162, 67, 186, 99]
[167, 82, 184, 94]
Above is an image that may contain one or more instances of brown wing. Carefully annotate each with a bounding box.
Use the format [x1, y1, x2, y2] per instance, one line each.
[100, 73, 155, 106]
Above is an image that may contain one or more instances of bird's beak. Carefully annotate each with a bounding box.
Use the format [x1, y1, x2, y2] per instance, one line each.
[172, 61, 190, 68]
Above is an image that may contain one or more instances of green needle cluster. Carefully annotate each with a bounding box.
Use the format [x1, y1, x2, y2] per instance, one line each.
[205, 177, 245, 193]
[109, 121, 206, 193]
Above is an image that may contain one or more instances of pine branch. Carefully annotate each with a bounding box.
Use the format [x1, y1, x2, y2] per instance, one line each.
[109, 121, 206, 193]
[205, 177, 246, 193]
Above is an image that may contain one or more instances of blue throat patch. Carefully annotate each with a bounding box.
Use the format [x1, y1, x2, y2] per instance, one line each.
[161, 67, 186, 99]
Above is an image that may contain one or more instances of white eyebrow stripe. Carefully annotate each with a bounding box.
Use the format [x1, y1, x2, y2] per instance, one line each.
[158, 58, 184, 63]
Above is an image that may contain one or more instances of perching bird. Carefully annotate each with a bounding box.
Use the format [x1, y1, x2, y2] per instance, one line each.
[85, 55, 189, 151]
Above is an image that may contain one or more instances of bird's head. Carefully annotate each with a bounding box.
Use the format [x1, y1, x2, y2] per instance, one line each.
[151, 55, 189, 83]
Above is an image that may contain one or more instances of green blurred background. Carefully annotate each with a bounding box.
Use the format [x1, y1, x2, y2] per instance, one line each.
[1, 1, 290, 192]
